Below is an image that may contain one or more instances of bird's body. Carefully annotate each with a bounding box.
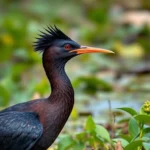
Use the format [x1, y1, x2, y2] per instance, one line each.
[0, 26, 113, 150]
[1, 48, 74, 150]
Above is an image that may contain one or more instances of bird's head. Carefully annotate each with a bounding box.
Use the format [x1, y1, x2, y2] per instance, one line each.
[34, 26, 113, 63]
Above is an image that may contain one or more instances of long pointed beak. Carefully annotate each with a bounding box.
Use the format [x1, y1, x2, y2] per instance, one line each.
[70, 46, 114, 54]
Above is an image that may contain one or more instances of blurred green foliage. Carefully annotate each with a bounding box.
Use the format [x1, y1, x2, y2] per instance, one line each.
[0, 0, 150, 149]
[57, 101, 150, 150]
[0, 0, 150, 106]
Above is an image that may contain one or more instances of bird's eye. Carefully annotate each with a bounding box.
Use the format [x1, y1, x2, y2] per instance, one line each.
[64, 44, 72, 50]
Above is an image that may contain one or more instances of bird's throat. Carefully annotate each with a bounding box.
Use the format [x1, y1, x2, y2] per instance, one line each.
[42, 55, 74, 104]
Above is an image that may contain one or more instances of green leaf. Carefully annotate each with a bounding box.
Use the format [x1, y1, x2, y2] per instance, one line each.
[73, 76, 112, 94]
[57, 135, 75, 150]
[142, 136, 150, 142]
[76, 132, 87, 142]
[143, 127, 150, 135]
[112, 138, 129, 148]
[128, 117, 140, 138]
[124, 140, 143, 150]
[88, 136, 96, 146]
[117, 107, 137, 116]
[143, 142, 150, 150]
[85, 116, 96, 132]
[95, 125, 111, 141]
[72, 143, 85, 150]
[0, 85, 10, 106]
[119, 134, 133, 142]
[134, 115, 150, 124]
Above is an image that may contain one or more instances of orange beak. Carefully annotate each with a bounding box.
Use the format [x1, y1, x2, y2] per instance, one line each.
[70, 46, 114, 54]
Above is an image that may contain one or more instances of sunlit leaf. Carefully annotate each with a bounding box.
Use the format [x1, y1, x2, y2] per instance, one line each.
[95, 125, 111, 141]
[128, 117, 140, 138]
[117, 107, 137, 116]
[114, 42, 144, 58]
[71, 107, 78, 120]
[85, 116, 96, 132]
[57, 135, 75, 150]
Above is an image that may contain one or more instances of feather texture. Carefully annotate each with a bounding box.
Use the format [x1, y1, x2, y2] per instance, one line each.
[0, 111, 43, 150]
[34, 26, 71, 52]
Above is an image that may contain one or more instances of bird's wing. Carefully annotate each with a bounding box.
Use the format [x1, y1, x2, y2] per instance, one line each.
[0, 111, 43, 150]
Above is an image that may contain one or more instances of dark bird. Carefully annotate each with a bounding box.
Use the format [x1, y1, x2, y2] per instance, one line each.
[0, 26, 113, 150]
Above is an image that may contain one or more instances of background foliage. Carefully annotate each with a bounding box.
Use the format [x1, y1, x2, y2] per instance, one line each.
[0, 0, 150, 149]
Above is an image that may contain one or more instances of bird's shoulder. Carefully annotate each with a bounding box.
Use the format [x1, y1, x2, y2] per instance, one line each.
[0, 99, 43, 112]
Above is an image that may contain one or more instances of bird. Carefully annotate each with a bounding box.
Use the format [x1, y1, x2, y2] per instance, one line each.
[0, 26, 113, 150]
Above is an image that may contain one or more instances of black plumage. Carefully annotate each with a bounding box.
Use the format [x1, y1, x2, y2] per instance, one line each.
[34, 26, 71, 52]
[0, 112, 42, 150]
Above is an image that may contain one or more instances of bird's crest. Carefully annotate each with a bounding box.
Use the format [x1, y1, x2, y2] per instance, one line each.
[34, 26, 71, 52]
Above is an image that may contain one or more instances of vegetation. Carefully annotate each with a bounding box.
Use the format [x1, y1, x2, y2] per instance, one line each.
[56, 101, 150, 150]
[0, 0, 149, 149]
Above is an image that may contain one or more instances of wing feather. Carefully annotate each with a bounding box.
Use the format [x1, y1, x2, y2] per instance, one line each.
[0, 111, 43, 150]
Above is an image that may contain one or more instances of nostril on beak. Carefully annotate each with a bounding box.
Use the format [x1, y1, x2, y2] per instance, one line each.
[80, 46, 87, 49]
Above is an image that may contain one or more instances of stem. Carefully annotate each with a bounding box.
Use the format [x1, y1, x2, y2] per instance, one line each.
[137, 122, 144, 150]
[139, 122, 144, 138]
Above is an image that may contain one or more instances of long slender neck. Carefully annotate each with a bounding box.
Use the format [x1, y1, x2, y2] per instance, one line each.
[42, 53, 74, 104]
[30, 54, 75, 148]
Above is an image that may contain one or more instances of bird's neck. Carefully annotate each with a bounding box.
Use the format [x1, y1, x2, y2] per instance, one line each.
[43, 56, 74, 104]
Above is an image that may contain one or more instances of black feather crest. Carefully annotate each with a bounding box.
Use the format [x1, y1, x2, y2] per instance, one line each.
[34, 25, 71, 52]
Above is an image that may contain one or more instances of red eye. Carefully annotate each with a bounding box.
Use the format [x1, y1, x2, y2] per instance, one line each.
[64, 44, 71, 50]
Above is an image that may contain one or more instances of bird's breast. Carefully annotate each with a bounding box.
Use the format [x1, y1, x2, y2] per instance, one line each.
[35, 99, 74, 148]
